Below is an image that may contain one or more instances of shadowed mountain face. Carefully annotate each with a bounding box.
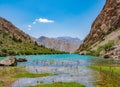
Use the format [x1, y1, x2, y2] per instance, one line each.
[36, 36, 82, 53]
[77, 0, 120, 59]
[0, 17, 64, 56]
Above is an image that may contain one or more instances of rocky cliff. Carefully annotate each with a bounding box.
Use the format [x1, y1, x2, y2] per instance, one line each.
[77, 0, 120, 59]
[36, 36, 80, 53]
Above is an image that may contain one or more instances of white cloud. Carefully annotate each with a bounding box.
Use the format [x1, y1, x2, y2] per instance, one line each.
[28, 25, 32, 28]
[33, 18, 54, 23]
[37, 18, 54, 23]
[28, 28, 31, 30]
[27, 25, 32, 30]
[27, 17, 54, 31]
[32, 21, 36, 24]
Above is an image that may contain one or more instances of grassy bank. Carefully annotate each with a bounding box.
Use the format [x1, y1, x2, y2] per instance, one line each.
[28, 82, 86, 87]
[87, 65, 120, 87]
[87, 66, 120, 74]
[0, 67, 54, 87]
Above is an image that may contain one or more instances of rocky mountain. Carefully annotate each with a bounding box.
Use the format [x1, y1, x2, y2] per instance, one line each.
[36, 36, 80, 53]
[57, 36, 82, 45]
[0, 17, 65, 56]
[77, 0, 120, 59]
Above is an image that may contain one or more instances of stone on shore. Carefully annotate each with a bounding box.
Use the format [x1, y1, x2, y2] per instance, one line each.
[0, 56, 17, 66]
[17, 58, 27, 62]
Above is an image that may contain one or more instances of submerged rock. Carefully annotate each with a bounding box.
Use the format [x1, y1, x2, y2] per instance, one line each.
[0, 56, 17, 66]
[17, 58, 27, 62]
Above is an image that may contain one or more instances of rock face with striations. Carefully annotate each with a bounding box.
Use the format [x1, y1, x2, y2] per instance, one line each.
[78, 0, 120, 52]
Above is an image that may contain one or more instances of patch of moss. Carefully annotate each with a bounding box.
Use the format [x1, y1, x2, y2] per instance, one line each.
[87, 66, 120, 74]
[12, 72, 54, 78]
[28, 82, 86, 87]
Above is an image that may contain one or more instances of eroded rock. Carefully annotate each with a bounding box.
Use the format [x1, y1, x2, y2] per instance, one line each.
[17, 58, 27, 62]
[0, 56, 17, 66]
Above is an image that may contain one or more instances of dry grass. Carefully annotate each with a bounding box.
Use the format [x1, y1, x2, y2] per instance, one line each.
[88, 65, 120, 87]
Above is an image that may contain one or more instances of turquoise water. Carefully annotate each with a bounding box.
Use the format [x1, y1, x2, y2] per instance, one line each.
[1, 54, 120, 87]
[0, 54, 102, 87]
[14, 54, 96, 66]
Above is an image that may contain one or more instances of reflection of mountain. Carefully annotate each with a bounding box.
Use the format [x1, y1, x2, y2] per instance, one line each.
[36, 36, 82, 53]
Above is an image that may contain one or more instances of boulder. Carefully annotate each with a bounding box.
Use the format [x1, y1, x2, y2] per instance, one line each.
[104, 54, 110, 59]
[17, 58, 27, 62]
[0, 56, 17, 66]
[79, 51, 88, 55]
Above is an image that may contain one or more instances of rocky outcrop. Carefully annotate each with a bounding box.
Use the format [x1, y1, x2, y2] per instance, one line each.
[78, 0, 120, 51]
[36, 36, 81, 53]
[17, 58, 27, 62]
[0, 56, 17, 66]
[103, 45, 120, 59]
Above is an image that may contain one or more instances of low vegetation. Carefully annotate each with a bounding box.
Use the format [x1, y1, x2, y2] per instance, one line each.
[88, 65, 120, 87]
[0, 66, 54, 87]
[28, 82, 86, 87]
[12, 72, 53, 78]
[0, 30, 67, 56]
[88, 40, 114, 56]
[87, 66, 120, 74]
[118, 35, 120, 40]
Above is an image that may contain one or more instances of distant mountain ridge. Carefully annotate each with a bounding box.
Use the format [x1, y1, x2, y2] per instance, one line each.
[36, 36, 82, 53]
[57, 36, 82, 45]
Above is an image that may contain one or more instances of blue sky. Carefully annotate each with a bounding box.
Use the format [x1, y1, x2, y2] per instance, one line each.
[0, 0, 105, 40]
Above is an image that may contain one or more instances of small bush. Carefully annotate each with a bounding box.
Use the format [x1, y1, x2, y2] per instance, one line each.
[1, 49, 7, 53]
[118, 35, 120, 40]
[89, 40, 114, 56]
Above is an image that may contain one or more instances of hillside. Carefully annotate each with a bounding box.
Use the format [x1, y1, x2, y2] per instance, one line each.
[0, 17, 65, 56]
[36, 36, 80, 53]
[77, 0, 120, 59]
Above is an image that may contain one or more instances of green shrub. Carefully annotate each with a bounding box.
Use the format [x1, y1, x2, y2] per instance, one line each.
[89, 40, 114, 56]
[1, 49, 7, 53]
[118, 35, 120, 40]
[104, 40, 114, 50]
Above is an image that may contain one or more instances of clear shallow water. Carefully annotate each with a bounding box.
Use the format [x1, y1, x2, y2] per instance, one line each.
[0, 54, 102, 87]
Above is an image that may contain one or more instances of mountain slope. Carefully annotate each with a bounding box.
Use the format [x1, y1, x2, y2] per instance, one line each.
[0, 17, 64, 56]
[36, 36, 80, 53]
[77, 0, 120, 59]
[57, 36, 82, 45]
